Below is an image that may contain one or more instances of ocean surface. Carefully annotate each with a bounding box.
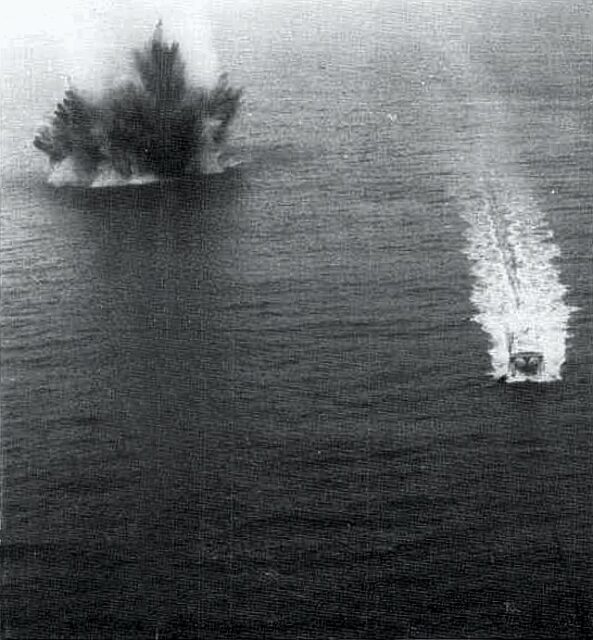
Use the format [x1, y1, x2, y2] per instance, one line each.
[1, 1, 592, 637]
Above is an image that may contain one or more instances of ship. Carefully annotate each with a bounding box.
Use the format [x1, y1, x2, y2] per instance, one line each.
[505, 331, 545, 382]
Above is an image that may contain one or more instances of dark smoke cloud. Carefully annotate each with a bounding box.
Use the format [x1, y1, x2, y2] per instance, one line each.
[34, 22, 242, 186]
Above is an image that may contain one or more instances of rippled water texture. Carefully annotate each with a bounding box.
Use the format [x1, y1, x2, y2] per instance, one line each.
[1, 1, 593, 638]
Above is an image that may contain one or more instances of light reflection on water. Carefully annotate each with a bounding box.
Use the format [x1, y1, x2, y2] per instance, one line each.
[1, 2, 593, 637]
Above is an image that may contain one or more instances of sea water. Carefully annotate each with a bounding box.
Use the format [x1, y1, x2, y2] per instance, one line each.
[1, 1, 592, 637]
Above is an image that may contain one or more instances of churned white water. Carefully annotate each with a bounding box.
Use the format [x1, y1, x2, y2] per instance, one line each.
[462, 176, 574, 381]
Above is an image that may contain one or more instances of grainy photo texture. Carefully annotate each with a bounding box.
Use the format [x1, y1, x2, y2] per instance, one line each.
[1, 0, 592, 638]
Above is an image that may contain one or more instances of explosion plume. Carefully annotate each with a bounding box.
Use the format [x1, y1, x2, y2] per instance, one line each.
[34, 21, 242, 186]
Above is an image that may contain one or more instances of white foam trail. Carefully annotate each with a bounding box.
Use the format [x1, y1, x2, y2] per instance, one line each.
[461, 180, 574, 382]
[396, 3, 575, 383]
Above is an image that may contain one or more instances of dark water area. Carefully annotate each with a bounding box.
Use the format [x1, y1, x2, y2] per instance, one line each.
[1, 1, 593, 638]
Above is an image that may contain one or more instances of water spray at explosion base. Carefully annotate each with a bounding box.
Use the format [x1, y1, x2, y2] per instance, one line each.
[33, 21, 242, 187]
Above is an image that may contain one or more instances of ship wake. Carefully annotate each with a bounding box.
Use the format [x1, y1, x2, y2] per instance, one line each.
[461, 180, 574, 382]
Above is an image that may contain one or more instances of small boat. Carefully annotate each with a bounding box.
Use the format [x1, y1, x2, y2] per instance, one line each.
[509, 351, 544, 378]
[506, 332, 545, 381]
